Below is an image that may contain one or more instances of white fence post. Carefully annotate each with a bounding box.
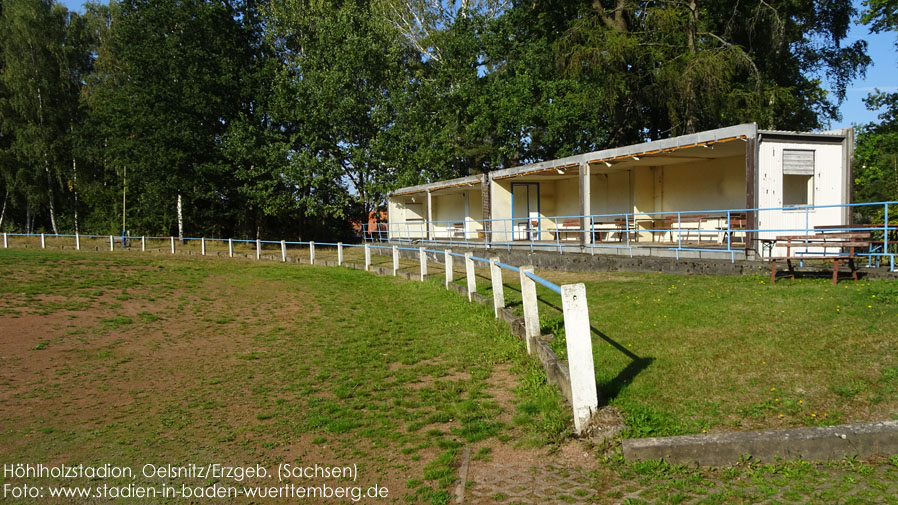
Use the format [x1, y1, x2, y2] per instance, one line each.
[489, 257, 505, 318]
[310, 241, 315, 264]
[228, 238, 233, 258]
[141, 236, 145, 252]
[419, 247, 428, 281]
[464, 252, 476, 302]
[519, 266, 540, 354]
[444, 249, 453, 289]
[41, 233, 46, 249]
[281, 240, 287, 262]
[171, 236, 175, 254]
[75, 233, 80, 251]
[3, 232, 7, 248]
[392, 245, 399, 276]
[109, 235, 114, 251]
[337, 242, 343, 266]
[364, 244, 371, 271]
[256, 239, 261, 260]
[561, 283, 599, 434]
[201, 237, 206, 256]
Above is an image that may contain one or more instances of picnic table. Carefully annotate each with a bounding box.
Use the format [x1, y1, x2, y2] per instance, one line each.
[768, 230, 870, 285]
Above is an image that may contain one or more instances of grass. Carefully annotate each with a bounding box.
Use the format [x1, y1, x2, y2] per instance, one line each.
[0, 248, 565, 504]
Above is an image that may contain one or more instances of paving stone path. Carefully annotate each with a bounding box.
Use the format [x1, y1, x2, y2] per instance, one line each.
[460, 446, 898, 505]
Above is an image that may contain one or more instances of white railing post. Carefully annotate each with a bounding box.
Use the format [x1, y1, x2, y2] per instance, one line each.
[464, 252, 476, 302]
[171, 236, 175, 254]
[337, 242, 343, 266]
[364, 244, 371, 271]
[228, 238, 233, 258]
[392, 245, 399, 276]
[419, 247, 427, 281]
[561, 283, 599, 434]
[310, 241, 315, 265]
[3, 232, 7, 248]
[489, 257, 505, 318]
[281, 240, 287, 262]
[444, 249, 453, 289]
[519, 266, 540, 354]
[256, 239, 261, 260]
[75, 233, 80, 251]
[41, 233, 46, 249]
[109, 235, 114, 251]
[201, 237, 206, 256]
[141, 236, 145, 252]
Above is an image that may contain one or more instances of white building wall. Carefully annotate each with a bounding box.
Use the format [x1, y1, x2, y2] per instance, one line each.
[757, 139, 847, 255]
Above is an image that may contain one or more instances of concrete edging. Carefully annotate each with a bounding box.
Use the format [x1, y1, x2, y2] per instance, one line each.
[622, 420, 898, 466]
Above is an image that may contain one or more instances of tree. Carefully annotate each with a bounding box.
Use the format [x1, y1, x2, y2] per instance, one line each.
[854, 0, 898, 213]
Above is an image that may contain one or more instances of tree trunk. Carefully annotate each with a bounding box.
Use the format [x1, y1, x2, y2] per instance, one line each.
[35, 85, 58, 234]
[0, 187, 8, 231]
[73, 155, 79, 236]
[177, 193, 184, 244]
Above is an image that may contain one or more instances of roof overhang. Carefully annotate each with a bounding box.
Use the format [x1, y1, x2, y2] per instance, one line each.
[491, 123, 759, 180]
[390, 175, 482, 197]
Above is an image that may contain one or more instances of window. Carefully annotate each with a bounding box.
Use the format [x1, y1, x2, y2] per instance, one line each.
[783, 149, 814, 206]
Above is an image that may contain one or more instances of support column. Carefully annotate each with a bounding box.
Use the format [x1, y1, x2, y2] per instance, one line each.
[489, 257, 505, 318]
[561, 283, 599, 434]
[364, 244, 371, 271]
[444, 249, 453, 289]
[464, 252, 476, 301]
[579, 162, 591, 247]
[337, 242, 343, 266]
[392, 245, 399, 276]
[310, 241, 315, 264]
[519, 266, 540, 354]
[228, 238, 233, 258]
[256, 239, 261, 260]
[426, 189, 433, 241]
[280, 240, 286, 262]
[419, 247, 427, 281]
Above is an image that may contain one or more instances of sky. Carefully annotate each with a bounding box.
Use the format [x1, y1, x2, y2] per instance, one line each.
[58, 0, 895, 131]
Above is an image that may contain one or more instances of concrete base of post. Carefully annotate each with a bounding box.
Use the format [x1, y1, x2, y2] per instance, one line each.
[281, 240, 286, 262]
[337, 242, 343, 266]
[419, 247, 427, 281]
[489, 257, 505, 318]
[392, 245, 399, 276]
[364, 244, 371, 271]
[310, 241, 315, 265]
[464, 252, 476, 302]
[445, 250, 453, 289]
[561, 283, 599, 434]
[519, 266, 540, 354]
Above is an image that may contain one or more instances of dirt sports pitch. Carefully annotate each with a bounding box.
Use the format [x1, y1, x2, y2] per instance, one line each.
[2, 248, 898, 505]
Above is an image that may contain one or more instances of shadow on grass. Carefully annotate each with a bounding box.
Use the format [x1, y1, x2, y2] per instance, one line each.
[504, 287, 654, 406]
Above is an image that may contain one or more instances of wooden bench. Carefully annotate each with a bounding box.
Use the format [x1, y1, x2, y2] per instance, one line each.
[769, 231, 870, 285]
[557, 218, 583, 241]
